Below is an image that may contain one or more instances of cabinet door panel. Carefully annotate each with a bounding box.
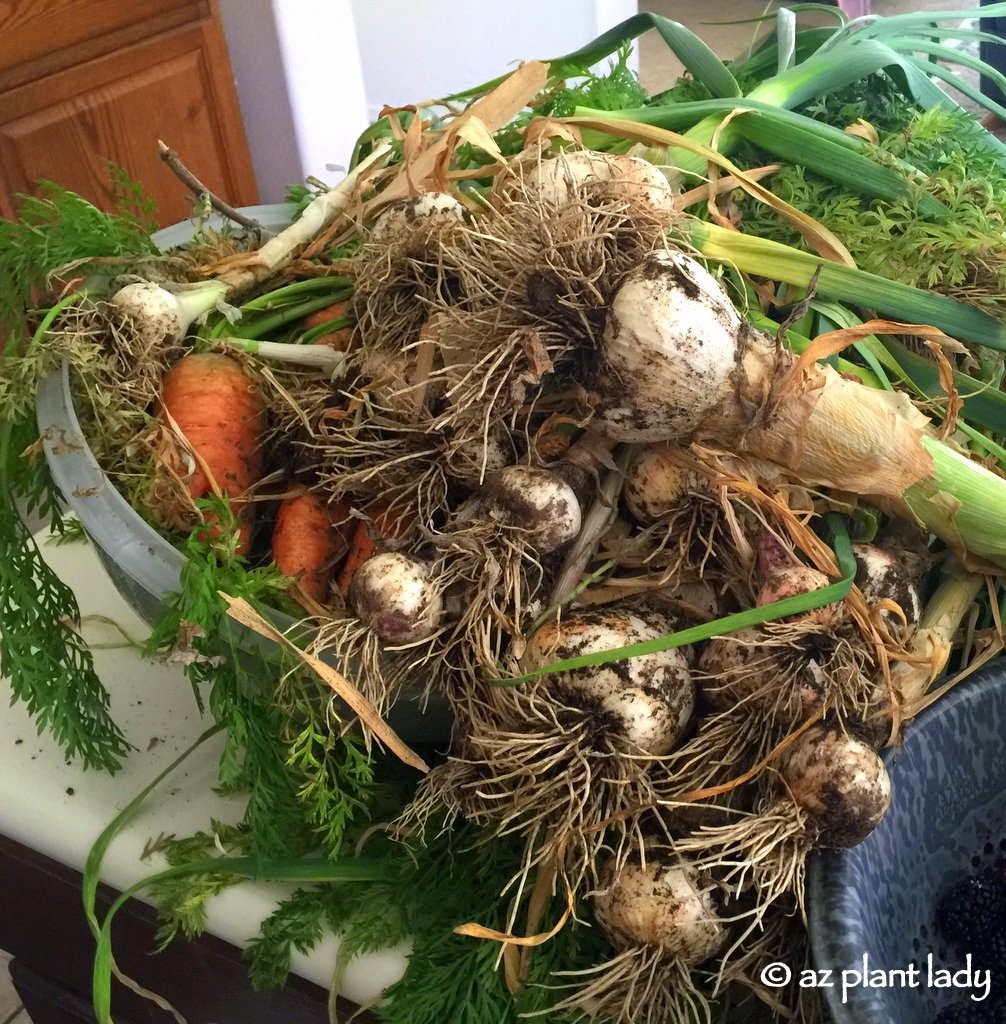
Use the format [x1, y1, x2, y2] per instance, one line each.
[0, 0, 204, 86]
[0, 19, 258, 225]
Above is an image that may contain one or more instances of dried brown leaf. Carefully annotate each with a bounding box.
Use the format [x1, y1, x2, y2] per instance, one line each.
[221, 595, 430, 773]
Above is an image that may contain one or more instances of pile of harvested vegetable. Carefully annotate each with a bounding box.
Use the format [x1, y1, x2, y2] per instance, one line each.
[8, 6, 1006, 1023]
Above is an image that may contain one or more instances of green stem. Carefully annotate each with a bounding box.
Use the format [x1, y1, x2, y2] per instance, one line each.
[93, 855, 386, 1024]
[28, 291, 89, 352]
[902, 437, 1006, 567]
[211, 289, 353, 340]
[301, 315, 355, 343]
[956, 419, 1006, 467]
[216, 337, 344, 371]
[239, 277, 352, 311]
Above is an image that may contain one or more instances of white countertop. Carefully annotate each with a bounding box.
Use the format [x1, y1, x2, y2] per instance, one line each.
[0, 529, 408, 1007]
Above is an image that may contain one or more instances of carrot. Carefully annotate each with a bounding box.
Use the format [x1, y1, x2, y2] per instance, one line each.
[304, 301, 353, 351]
[335, 500, 413, 596]
[159, 352, 265, 554]
[272, 491, 352, 604]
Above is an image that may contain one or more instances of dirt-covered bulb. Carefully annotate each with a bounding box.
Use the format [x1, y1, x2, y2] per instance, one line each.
[588, 250, 748, 443]
[594, 855, 725, 964]
[521, 607, 694, 755]
[349, 551, 443, 644]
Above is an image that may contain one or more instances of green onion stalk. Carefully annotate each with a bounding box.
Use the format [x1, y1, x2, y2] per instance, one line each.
[110, 144, 389, 349]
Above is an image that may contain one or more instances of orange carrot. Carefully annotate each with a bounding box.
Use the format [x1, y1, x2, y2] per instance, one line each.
[305, 301, 353, 351]
[272, 491, 352, 604]
[160, 352, 265, 554]
[335, 501, 413, 596]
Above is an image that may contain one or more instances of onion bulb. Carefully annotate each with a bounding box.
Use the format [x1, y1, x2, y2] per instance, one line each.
[348, 551, 443, 644]
[482, 465, 581, 554]
[109, 280, 227, 348]
[594, 855, 725, 964]
[521, 607, 694, 755]
[623, 446, 706, 524]
[521, 150, 675, 217]
[589, 251, 747, 442]
[783, 724, 891, 848]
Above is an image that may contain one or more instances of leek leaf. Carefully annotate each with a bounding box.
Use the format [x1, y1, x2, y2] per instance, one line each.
[726, 111, 946, 218]
[848, 3, 1006, 34]
[776, 7, 798, 75]
[446, 13, 740, 100]
[692, 221, 1006, 350]
[732, 27, 838, 82]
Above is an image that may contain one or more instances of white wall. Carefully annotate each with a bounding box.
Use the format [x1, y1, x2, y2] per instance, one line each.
[218, 0, 370, 201]
[218, 0, 638, 199]
[349, 0, 639, 121]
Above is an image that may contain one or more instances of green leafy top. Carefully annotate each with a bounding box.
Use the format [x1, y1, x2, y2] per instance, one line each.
[240, 824, 616, 1024]
[542, 43, 648, 118]
[0, 169, 157, 338]
[732, 81, 1006, 306]
[146, 499, 379, 860]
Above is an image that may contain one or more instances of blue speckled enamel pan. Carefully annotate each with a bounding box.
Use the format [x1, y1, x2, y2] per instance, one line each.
[808, 658, 1006, 1023]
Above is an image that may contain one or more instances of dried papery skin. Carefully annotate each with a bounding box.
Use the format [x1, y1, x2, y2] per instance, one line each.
[783, 724, 891, 848]
[708, 352, 936, 511]
[594, 856, 725, 964]
[521, 606, 694, 756]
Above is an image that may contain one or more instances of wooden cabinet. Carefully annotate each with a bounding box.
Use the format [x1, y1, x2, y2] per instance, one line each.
[0, 0, 258, 227]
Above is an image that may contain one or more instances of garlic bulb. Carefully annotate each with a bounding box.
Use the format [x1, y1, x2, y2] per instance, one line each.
[109, 280, 227, 347]
[349, 552, 443, 644]
[594, 855, 725, 963]
[522, 150, 675, 217]
[853, 543, 921, 632]
[783, 724, 891, 848]
[522, 607, 694, 755]
[589, 251, 747, 442]
[482, 465, 581, 554]
[623, 445, 705, 524]
[698, 628, 828, 717]
[756, 564, 846, 631]
[370, 193, 466, 243]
